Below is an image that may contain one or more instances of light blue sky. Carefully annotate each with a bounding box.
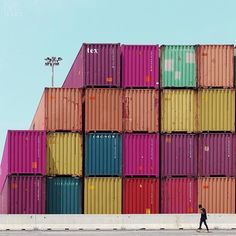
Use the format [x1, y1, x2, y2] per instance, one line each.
[0, 0, 235, 157]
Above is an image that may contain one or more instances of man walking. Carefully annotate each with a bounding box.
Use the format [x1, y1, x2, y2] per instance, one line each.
[198, 204, 209, 232]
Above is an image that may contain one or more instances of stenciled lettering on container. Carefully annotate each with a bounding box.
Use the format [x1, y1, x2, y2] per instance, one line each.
[112, 47, 115, 69]
[150, 50, 153, 72]
[87, 47, 98, 54]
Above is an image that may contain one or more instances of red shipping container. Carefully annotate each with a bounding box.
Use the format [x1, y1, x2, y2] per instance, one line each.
[0, 175, 45, 214]
[161, 178, 197, 213]
[123, 178, 159, 214]
[198, 133, 236, 176]
[121, 45, 159, 88]
[123, 134, 159, 176]
[161, 134, 197, 177]
[63, 43, 121, 88]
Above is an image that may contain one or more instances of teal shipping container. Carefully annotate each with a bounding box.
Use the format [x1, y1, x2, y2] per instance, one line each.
[46, 177, 82, 214]
[85, 133, 122, 176]
[161, 45, 196, 88]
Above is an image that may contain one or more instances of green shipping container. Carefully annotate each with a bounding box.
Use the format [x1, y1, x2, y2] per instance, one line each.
[46, 177, 82, 214]
[161, 45, 196, 88]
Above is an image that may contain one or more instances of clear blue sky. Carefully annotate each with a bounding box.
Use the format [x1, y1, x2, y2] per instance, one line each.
[0, 0, 235, 157]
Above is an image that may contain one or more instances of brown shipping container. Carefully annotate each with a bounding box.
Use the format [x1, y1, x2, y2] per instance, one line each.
[30, 88, 82, 131]
[197, 45, 234, 88]
[198, 177, 235, 213]
[85, 88, 122, 132]
[123, 89, 159, 132]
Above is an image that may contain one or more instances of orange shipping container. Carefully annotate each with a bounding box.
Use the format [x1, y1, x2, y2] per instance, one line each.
[30, 88, 82, 131]
[198, 177, 235, 213]
[197, 45, 234, 88]
[85, 88, 122, 132]
[123, 89, 159, 132]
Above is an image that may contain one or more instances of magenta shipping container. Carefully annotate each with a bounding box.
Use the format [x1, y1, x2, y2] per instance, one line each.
[0, 175, 45, 214]
[198, 133, 236, 177]
[161, 134, 197, 177]
[121, 45, 159, 88]
[123, 134, 159, 176]
[63, 43, 121, 88]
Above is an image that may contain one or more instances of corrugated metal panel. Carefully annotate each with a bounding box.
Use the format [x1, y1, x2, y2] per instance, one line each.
[85, 88, 122, 132]
[0, 175, 45, 214]
[30, 88, 83, 131]
[123, 134, 159, 176]
[161, 45, 196, 88]
[63, 43, 121, 88]
[197, 45, 234, 88]
[46, 177, 82, 214]
[161, 134, 197, 177]
[85, 133, 122, 176]
[198, 134, 236, 177]
[198, 89, 235, 132]
[121, 45, 159, 88]
[46, 132, 83, 176]
[84, 177, 122, 214]
[161, 90, 197, 132]
[123, 178, 159, 214]
[123, 89, 159, 132]
[161, 178, 197, 213]
[198, 177, 235, 213]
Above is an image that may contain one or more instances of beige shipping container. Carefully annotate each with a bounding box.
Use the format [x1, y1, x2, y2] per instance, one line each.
[123, 89, 159, 132]
[30, 88, 82, 131]
[198, 89, 235, 132]
[161, 90, 197, 132]
[197, 45, 234, 88]
[84, 177, 122, 214]
[46, 132, 83, 176]
[85, 89, 122, 132]
[198, 177, 235, 213]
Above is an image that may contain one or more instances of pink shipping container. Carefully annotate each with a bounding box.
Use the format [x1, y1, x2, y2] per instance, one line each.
[161, 134, 197, 177]
[63, 43, 121, 88]
[0, 131, 46, 191]
[161, 178, 198, 213]
[121, 45, 159, 88]
[123, 134, 159, 176]
[0, 175, 45, 214]
[198, 133, 236, 177]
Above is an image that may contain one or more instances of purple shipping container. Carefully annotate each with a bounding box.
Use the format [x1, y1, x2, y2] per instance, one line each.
[0, 175, 45, 214]
[161, 134, 197, 177]
[123, 134, 159, 176]
[63, 43, 121, 88]
[198, 133, 236, 176]
[121, 45, 159, 88]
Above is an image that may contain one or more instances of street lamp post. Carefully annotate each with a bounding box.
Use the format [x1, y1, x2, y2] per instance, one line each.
[44, 57, 62, 87]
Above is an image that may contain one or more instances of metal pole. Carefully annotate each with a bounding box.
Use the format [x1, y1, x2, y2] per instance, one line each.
[52, 64, 54, 87]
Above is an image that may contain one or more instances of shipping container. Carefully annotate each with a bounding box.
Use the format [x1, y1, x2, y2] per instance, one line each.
[161, 134, 197, 177]
[123, 134, 159, 176]
[198, 89, 235, 132]
[0, 175, 45, 214]
[30, 88, 82, 131]
[198, 134, 236, 176]
[121, 45, 159, 88]
[123, 89, 159, 132]
[0, 131, 46, 191]
[161, 178, 197, 213]
[84, 177, 122, 214]
[46, 177, 82, 214]
[85, 133, 122, 176]
[198, 177, 235, 213]
[161, 90, 197, 132]
[85, 88, 122, 132]
[63, 43, 121, 88]
[197, 45, 234, 88]
[46, 132, 83, 176]
[161, 45, 196, 88]
[123, 178, 159, 214]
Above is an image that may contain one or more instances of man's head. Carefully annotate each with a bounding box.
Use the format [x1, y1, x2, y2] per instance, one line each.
[198, 204, 202, 209]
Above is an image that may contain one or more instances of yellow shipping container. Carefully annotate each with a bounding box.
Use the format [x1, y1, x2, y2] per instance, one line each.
[198, 89, 235, 132]
[46, 132, 83, 176]
[84, 177, 122, 214]
[161, 90, 197, 132]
